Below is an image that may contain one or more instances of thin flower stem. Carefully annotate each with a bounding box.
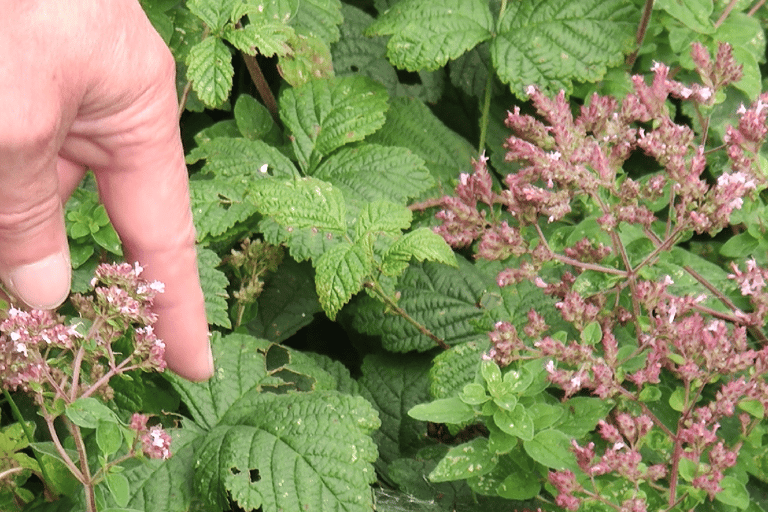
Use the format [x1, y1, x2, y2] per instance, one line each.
[634, 227, 682, 272]
[366, 281, 450, 350]
[80, 358, 137, 399]
[3, 389, 57, 492]
[177, 80, 193, 120]
[69, 345, 87, 402]
[626, 0, 654, 68]
[65, 416, 97, 512]
[242, 52, 280, 125]
[748, 0, 766, 16]
[714, 0, 739, 28]
[409, 197, 447, 211]
[43, 415, 84, 482]
[0, 466, 25, 480]
[534, 224, 627, 276]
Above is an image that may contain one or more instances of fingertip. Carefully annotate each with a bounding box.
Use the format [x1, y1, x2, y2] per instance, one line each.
[7, 251, 71, 310]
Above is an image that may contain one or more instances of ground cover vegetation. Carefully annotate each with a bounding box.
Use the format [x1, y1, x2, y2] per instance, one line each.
[2, 0, 768, 511]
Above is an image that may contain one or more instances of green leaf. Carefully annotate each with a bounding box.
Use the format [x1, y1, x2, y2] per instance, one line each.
[492, 0, 637, 95]
[260, 0, 343, 44]
[91, 224, 123, 255]
[186, 36, 233, 107]
[197, 247, 231, 329]
[740, 399, 765, 419]
[459, 383, 490, 406]
[581, 321, 602, 345]
[358, 353, 432, 476]
[246, 258, 321, 343]
[408, 397, 475, 425]
[66, 397, 118, 429]
[716, 476, 750, 509]
[332, 4, 445, 103]
[105, 472, 131, 509]
[655, 0, 714, 34]
[30, 442, 80, 497]
[194, 391, 379, 512]
[278, 33, 335, 87]
[555, 396, 614, 438]
[430, 342, 486, 399]
[279, 75, 389, 172]
[187, 0, 238, 31]
[166, 333, 279, 429]
[222, 20, 293, 57]
[188, 178, 257, 244]
[493, 406, 534, 441]
[428, 438, 497, 482]
[187, 137, 298, 179]
[367, 0, 493, 72]
[355, 201, 413, 242]
[313, 144, 433, 204]
[382, 228, 458, 276]
[350, 257, 491, 352]
[497, 466, 541, 501]
[669, 386, 686, 412]
[233, 94, 282, 143]
[315, 242, 371, 320]
[96, 421, 123, 458]
[523, 430, 577, 471]
[251, 176, 347, 233]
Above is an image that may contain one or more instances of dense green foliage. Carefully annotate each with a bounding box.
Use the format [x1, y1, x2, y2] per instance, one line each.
[4, 0, 768, 511]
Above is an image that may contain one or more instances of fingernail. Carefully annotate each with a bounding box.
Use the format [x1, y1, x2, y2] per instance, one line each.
[8, 252, 71, 309]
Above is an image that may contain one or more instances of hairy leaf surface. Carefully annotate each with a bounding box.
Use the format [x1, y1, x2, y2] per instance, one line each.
[350, 257, 491, 352]
[197, 248, 231, 328]
[492, 0, 637, 95]
[367, 0, 494, 71]
[186, 36, 233, 107]
[315, 242, 371, 320]
[188, 179, 256, 243]
[313, 144, 433, 205]
[279, 75, 389, 172]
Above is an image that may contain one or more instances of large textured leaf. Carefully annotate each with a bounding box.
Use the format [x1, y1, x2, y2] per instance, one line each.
[350, 256, 492, 352]
[102, 425, 203, 512]
[429, 341, 487, 400]
[367, 97, 475, 194]
[261, 0, 343, 43]
[492, 0, 637, 95]
[250, 176, 347, 233]
[358, 353, 432, 477]
[188, 178, 256, 243]
[223, 12, 293, 57]
[186, 36, 233, 107]
[197, 247, 231, 328]
[367, 0, 494, 71]
[355, 201, 413, 242]
[186, 137, 298, 179]
[195, 391, 379, 512]
[332, 4, 445, 103]
[259, 216, 345, 262]
[381, 228, 458, 276]
[279, 75, 389, 172]
[186, 0, 238, 31]
[247, 258, 322, 343]
[167, 333, 281, 429]
[313, 144, 434, 205]
[315, 242, 372, 320]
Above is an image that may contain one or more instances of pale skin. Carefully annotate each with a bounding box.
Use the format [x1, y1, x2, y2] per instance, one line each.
[0, 0, 213, 381]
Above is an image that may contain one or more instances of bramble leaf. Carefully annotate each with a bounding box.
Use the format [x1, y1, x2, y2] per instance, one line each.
[381, 228, 458, 276]
[315, 242, 371, 320]
[250, 176, 347, 233]
[188, 179, 256, 243]
[186, 137, 298, 179]
[313, 144, 434, 205]
[350, 257, 491, 352]
[194, 392, 379, 512]
[355, 201, 413, 242]
[197, 247, 231, 328]
[222, 7, 294, 57]
[358, 353, 432, 474]
[260, 0, 343, 44]
[366, 0, 494, 71]
[367, 97, 475, 192]
[277, 33, 335, 86]
[186, 0, 238, 32]
[186, 36, 233, 107]
[279, 75, 389, 172]
[430, 341, 487, 399]
[492, 0, 637, 95]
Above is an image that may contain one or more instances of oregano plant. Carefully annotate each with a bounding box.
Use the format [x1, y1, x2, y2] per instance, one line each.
[5, 1, 768, 512]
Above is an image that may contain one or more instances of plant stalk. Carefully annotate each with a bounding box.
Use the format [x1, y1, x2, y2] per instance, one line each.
[626, 0, 654, 68]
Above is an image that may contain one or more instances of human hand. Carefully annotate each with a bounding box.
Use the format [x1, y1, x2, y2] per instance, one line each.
[0, 0, 213, 381]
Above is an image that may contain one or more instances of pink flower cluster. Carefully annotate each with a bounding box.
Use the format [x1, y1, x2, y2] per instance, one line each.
[130, 413, 172, 460]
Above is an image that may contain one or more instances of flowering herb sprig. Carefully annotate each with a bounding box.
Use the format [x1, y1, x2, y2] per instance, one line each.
[427, 42, 768, 511]
[0, 262, 172, 512]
